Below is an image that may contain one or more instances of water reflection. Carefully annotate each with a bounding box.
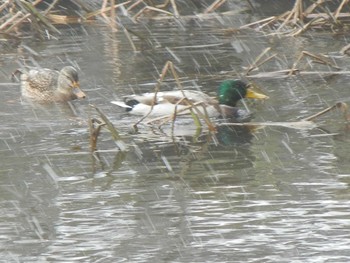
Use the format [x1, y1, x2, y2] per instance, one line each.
[96, 124, 257, 180]
[216, 125, 254, 146]
[102, 31, 121, 84]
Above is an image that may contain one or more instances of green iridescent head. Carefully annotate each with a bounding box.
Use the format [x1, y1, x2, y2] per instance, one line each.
[218, 80, 267, 107]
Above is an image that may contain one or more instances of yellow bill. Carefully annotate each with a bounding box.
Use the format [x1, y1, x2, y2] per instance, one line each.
[246, 88, 269, 99]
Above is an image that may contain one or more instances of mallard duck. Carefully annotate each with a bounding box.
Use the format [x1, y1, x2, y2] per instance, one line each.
[111, 80, 268, 121]
[19, 66, 86, 102]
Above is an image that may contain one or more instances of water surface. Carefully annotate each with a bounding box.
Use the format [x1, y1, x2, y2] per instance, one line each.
[1, 2, 350, 262]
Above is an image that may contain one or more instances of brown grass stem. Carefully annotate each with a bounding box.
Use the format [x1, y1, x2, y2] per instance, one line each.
[244, 48, 277, 75]
[334, 0, 349, 19]
[204, 0, 226, 14]
[302, 102, 349, 122]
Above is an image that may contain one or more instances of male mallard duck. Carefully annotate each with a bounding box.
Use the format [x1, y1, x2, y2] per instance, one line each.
[19, 66, 86, 102]
[111, 80, 268, 121]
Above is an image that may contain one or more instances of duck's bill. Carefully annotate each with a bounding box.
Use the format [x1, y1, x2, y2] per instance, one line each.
[246, 88, 269, 100]
[74, 89, 86, 99]
[72, 81, 86, 99]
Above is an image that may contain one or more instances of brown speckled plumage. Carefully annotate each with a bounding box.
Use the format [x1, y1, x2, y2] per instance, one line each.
[20, 66, 86, 102]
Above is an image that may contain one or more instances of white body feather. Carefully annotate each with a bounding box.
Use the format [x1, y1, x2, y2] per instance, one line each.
[111, 90, 220, 118]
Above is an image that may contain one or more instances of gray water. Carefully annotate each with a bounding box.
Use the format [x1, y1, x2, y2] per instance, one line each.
[1, 2, 350, 262]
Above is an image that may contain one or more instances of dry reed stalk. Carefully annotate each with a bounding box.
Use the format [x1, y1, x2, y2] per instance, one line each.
[304, 0, 325, 15]
[71, 0, 92, 13]
[170, 103, 179, 138]
[0, 11, 22, 31]
[90, 105, 127, 152]
[101, 0, 109, 21]
[218, 121, 317, 130]
[43, 0, 60, 15]
[85, 1, 130, 19]
[169, 0, 179, 17]
[0, 1, 10, 13]
[126, 0, 144, 11]
[295, 51, 341, 71]
[5, 13, 32, 33]
[302, 102, 349, 122]
[0, 10, 13, 23]
[239, 16, 276, 29]
[238, 0, 350, 34]
[287, 16, 325, 36]
[275, 5, 308, 33]
[334, 0, 349, 19]
[248, 70, 350, 79]
[0, 13, 11, 25]
[32, 0, 44, 6]
[19, 0, 60, 34]
[275, 11, 294, 31]
[133, 61, 175, 127]
[292, 0, 303, 23]
[167, 61, 215, 131]
[133, 61, 215, 131]
[204, 0, 226, 14]
[244, 47, 277, 75]
[0, 0, 69, 33]
[144, 101, 210, 125]
[47, 14, 91, 24]
[92, 105, 122, 142]
[306, 13, 350, 19]
[340, 43, 350, 55]
[88, 117, 104, 153]
[155, 0, 170, 9]
[132, 5, 173, 21]
[110, 0, 117, 30]
[123, 27, 137, 52]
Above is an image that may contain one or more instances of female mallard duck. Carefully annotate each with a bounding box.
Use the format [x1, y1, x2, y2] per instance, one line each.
[111, 80, 268, 122]
[19, 66, 86, 102]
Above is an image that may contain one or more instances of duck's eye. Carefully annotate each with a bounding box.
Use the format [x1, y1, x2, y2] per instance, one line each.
[69, 81, 79, 89]
[63, 73, 76, 82]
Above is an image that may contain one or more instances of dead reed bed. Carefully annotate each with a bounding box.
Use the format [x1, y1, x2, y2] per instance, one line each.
[0, 0, 226, 38]
[238, 48, 348, 80]
[236, 0, 350, 36]
[2, 1, 349, 44]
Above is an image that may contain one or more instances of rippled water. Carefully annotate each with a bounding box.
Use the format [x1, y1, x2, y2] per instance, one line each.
[1, 2, 350, 262]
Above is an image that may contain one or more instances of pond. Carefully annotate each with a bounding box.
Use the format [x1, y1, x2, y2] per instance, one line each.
[1, 1, 350, 262]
